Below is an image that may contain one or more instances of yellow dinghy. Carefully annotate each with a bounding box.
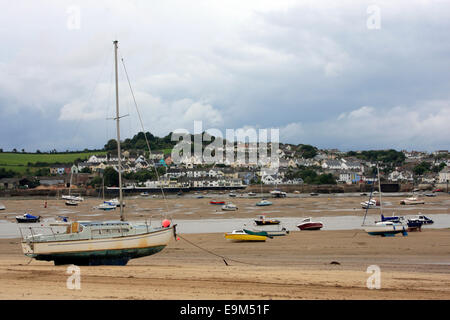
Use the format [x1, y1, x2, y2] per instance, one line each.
[224, 230, 267, 242]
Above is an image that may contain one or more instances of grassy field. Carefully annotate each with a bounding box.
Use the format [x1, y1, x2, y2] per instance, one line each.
[0, 151, 106, 175]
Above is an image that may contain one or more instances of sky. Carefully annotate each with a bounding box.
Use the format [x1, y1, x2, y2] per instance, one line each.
[0, 0, 449, 153]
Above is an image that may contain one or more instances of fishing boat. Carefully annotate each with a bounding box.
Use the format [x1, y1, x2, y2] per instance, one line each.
[65, 200, 79, 206]
[140, 192, 150, 197]
[224, 230, 267, 242]
[256, 199, 272, 206]
[310, 192, 319, 196]
[400, 197, 425, 205]
[247, 192, 256, 197]
[19, 41, 176, 266]
[297, 217, 323, 230]
[222, 203, 238, 211]
[16, 213, 41, 223]
[229, 192, 237, 197]
[254, 215, 280, 226]
[362, 164, 408, 237]
[196, 195, 204, 199]
[424, 193, 436, 197]
[210, 200, 225, 205]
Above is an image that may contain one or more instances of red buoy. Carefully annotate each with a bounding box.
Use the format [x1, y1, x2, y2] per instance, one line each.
[162, 219, 171, 228]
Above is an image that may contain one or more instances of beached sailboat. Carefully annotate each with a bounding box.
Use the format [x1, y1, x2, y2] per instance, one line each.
[19, 41, 176, 265]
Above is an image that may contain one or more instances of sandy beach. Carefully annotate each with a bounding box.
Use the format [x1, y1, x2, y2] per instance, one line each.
[0, 194, 449, 300]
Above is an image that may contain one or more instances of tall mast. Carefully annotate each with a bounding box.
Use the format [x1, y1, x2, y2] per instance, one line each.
[114, 40, 124, 221]
[377, 163, 383, 215]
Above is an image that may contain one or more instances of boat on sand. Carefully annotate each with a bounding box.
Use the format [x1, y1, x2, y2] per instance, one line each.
[297, 217, 323, 230]
[225, 230, 267, 242]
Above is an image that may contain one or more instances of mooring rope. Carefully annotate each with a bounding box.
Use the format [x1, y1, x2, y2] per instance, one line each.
[176, 234, 259, 266]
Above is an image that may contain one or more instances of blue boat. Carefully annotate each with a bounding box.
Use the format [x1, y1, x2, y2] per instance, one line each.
[256, 199, 272, 206]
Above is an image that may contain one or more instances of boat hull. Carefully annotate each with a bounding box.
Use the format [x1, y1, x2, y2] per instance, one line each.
[224, 233, 267, 242]
[364, 225, 408, 236]
[16, 217, 40, 223]
[21, 227, 173, 265]
[254, 220, 280, 226]
[297, 222, 323, 230]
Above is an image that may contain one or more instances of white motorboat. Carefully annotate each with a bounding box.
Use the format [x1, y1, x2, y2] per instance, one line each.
[297, 217, 323, 230]
[361, 199, 380, 209]
[362, 164, 408, 237]
[104, 198, 125, 207]
[222, 203, 238, 211]
[400, 197, 425, 205]
[62, 195, 84, 202]
[270, 190, 287, 198]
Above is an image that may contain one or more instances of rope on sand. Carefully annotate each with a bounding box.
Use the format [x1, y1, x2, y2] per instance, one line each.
[176, 234, 258, 267]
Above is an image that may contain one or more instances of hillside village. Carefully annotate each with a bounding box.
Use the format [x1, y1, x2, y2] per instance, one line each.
[1, 140, 449, 192]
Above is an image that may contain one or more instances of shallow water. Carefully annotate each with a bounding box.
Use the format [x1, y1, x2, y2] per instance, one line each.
[1, 213, 449, 238]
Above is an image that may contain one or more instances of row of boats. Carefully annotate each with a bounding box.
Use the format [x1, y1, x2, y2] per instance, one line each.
[210, 198, 273, 210]
[224, 215, 324, 242]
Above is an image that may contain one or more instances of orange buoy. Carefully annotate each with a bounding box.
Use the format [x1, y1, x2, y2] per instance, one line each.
[162, 219, 171, 228]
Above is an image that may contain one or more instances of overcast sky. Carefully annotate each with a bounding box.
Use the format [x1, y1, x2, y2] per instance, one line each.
[0, 0, 449, 152]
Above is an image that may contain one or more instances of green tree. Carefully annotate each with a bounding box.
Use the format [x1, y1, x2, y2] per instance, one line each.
[103, 167, 119, 187]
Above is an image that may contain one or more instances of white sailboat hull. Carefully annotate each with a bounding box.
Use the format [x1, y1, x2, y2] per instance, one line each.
[22, 227, 174, 265]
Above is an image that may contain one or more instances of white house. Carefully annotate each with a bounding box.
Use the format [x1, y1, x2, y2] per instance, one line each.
[439, 167, 450, 183]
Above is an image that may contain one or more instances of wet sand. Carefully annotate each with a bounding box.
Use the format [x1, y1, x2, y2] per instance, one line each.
[1, 229, 450, 299]
[0, 193, 448, 222]
[0, 194, 449, 300]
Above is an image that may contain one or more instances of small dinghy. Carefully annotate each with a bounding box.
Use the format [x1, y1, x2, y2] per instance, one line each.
[210, 200, 225, 205]
[65, 200, 78, 206]
[225, 230, 267, 242]
[222, 203, 238, 211]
